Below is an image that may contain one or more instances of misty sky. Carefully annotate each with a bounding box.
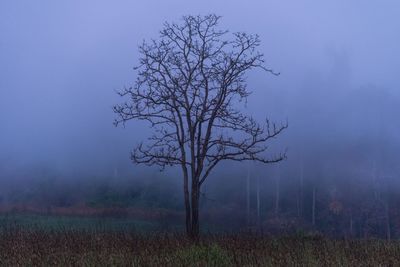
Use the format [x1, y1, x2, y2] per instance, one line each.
[1, 1, 399, 178]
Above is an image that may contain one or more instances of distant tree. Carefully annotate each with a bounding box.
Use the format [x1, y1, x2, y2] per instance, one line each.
[114, 14, 287, 238]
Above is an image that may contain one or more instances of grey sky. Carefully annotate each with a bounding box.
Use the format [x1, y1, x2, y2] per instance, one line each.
[1, 1, 399, 176]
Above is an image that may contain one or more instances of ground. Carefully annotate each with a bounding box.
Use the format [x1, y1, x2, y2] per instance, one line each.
[0, 213, 399, 266]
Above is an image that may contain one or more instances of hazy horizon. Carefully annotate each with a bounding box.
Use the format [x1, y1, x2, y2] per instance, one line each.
[1, 1, 399, 182]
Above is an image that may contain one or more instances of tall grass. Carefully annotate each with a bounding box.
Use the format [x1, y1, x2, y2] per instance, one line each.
[0, 226, 399, 266]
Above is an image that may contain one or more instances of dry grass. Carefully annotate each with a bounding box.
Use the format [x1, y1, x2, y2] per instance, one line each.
[0, 227, 399, 266]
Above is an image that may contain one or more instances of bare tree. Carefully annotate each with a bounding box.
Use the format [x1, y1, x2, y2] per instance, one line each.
[114, 14, 287, 238]
[312, 185, 316, 226]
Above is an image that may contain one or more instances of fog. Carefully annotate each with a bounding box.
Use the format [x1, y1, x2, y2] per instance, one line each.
[1, 1, 400, 236]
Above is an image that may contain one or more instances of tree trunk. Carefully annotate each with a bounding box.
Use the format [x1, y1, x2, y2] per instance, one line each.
[349, 210, 353, 237]
[312, 185, 316, 226]
[275, 166, 280, 215]
[183, 172, 191, 236]
[190, 177, 200, 239]
[296, 194, 300, 218]
[256, 175, 260, 225]
[296, 167, 303, 218]
[299, 163, 304, 217]
[246, 169, 251, 226]
[373, 160, 380, 200]
[385, 201, 391, 241]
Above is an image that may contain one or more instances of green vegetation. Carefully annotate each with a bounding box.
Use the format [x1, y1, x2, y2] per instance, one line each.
[175, 244, 232, 266]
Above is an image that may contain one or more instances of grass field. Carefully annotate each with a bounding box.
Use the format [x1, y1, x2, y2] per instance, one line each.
[0, 213, 399, 266]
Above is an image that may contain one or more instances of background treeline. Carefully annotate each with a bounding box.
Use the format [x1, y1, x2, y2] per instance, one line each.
[0, 152, 399, 239]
